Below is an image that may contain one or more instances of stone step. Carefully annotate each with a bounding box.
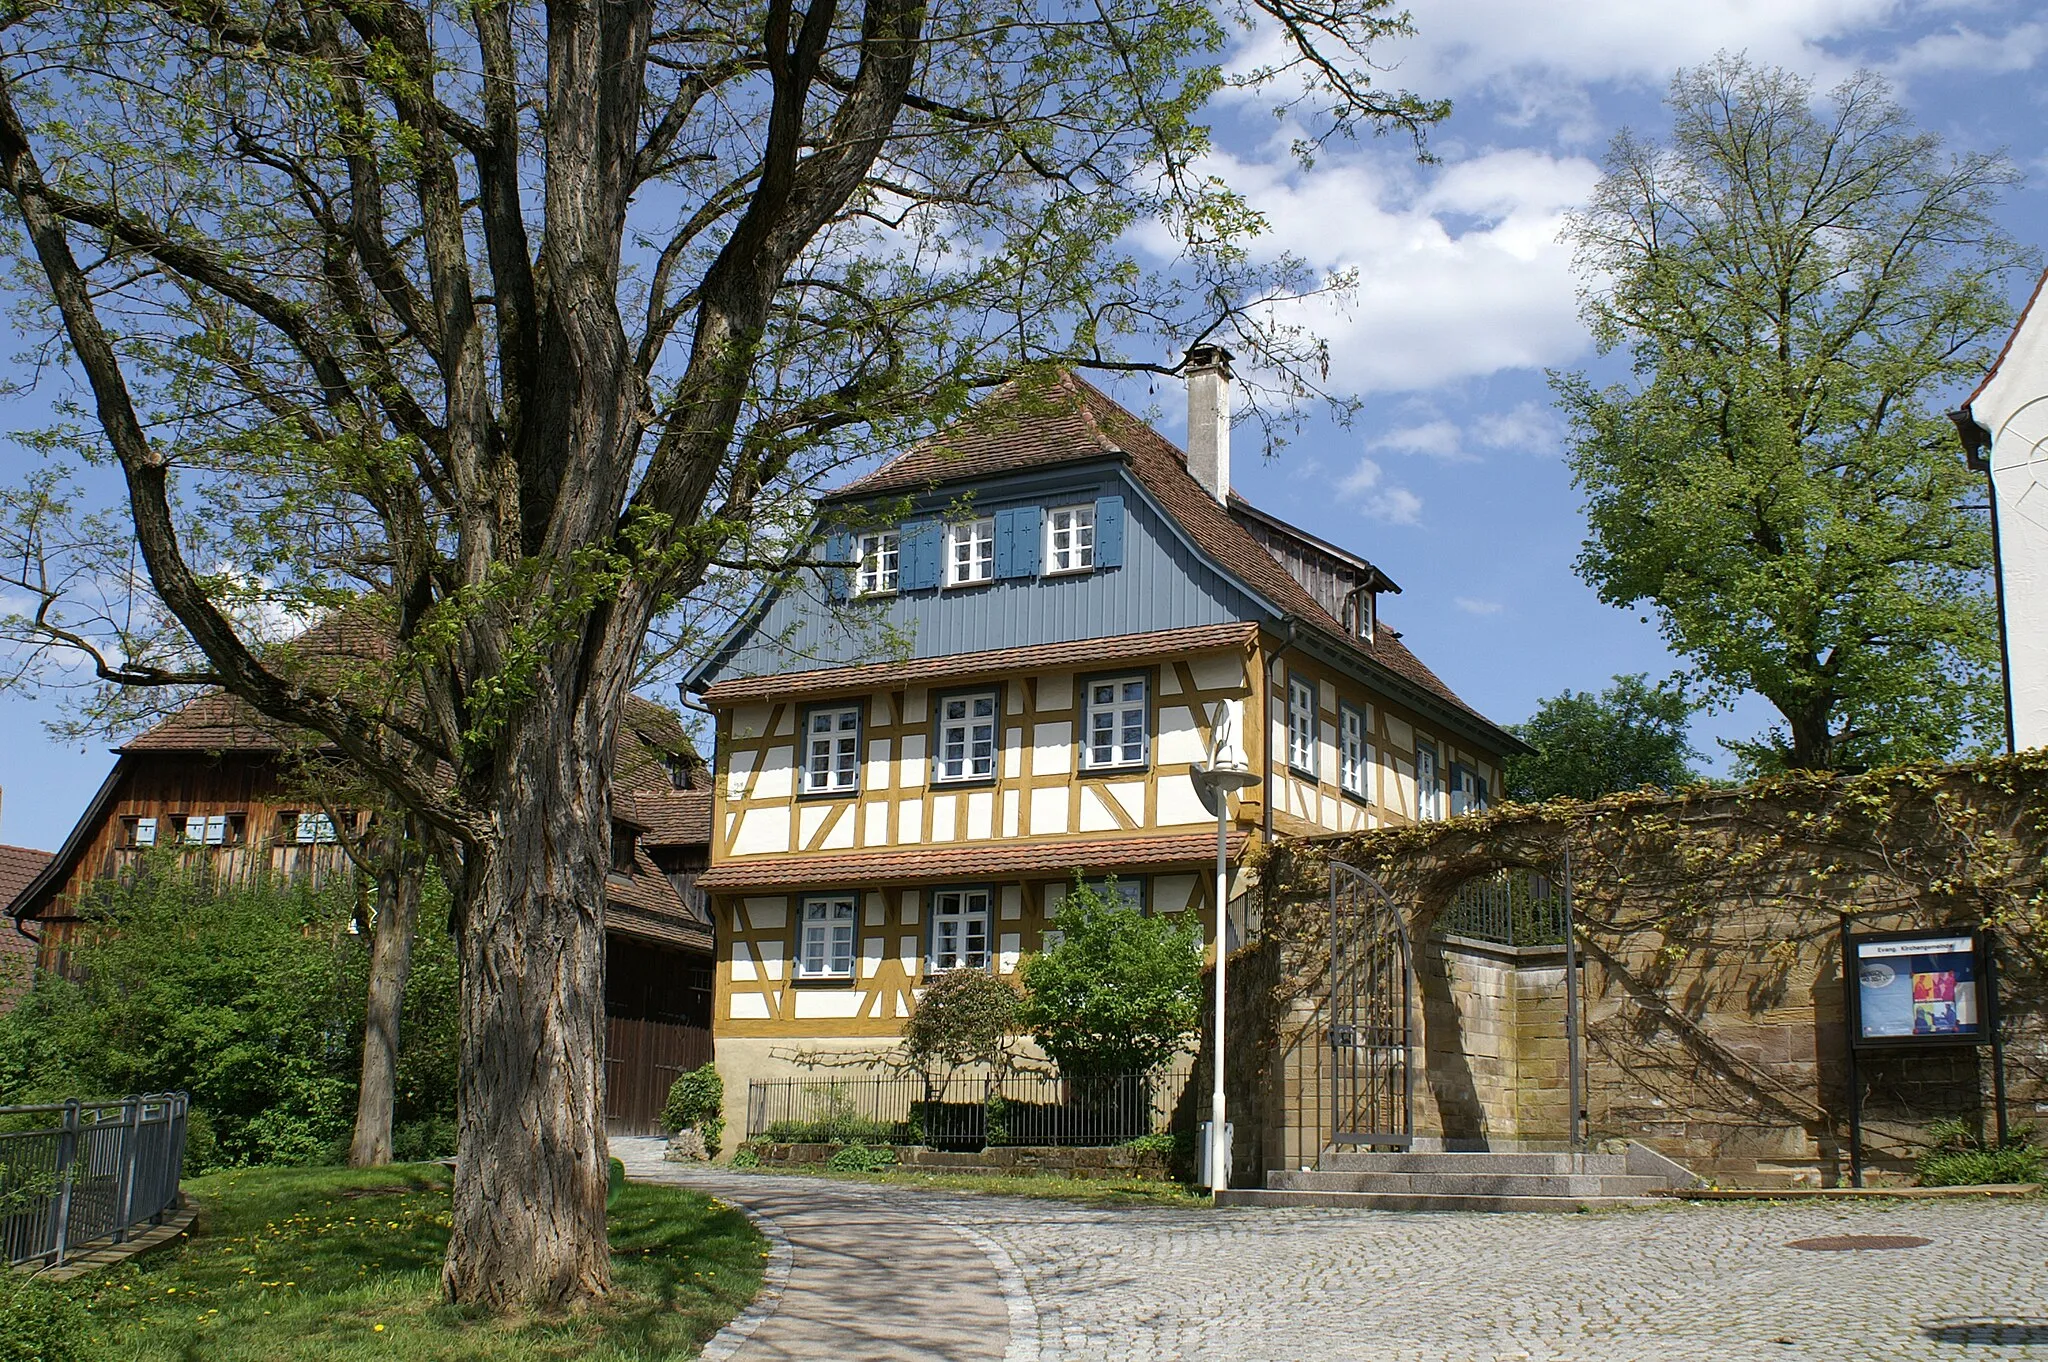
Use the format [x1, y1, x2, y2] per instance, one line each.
[1317, 1151, 1631, 1175]
[1265, 1169, 1671, 1198]
[1217, 1188, 1664, 1213]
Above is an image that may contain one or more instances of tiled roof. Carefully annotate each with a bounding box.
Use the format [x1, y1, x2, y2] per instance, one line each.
[700, 622, 1257, 705]
[0, 846, 50, 971]
[834, 372, 1122, 497]
[617, 790, 711, 847]
[0, 845, 54, 909]
[825, 372, 1508, 744]
[697, 830, 1249, 892]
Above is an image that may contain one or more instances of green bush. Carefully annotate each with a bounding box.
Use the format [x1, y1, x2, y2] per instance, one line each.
[0, 1274, 88, 1362]
[0, 857, 460, 1168]
[825, 1142, 898, 1173]
[1020, 876, 1203, 1076]
[760, 1115, 904, 1144]
[391, 1115, 456, 1163]
[731, 1144, 764, 1169]
[662, 1062, 725, 1156]
[902, 969, 1021, 1078]
[1915, 1119, 2043, 1186]
[1119, 1132, 1178, 1156]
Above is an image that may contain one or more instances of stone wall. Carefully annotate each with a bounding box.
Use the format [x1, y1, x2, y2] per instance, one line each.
[1234, 753, 2048, 1188]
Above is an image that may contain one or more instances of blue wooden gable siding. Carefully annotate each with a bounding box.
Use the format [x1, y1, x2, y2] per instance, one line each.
[694, 464, 1272, 685]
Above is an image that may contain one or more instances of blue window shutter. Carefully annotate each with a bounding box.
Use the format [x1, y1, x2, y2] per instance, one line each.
[901, 520, 940, 590]
[1095, 495, 1125, 568]
[1017, 506, 1042, 576]
[994, 506, 1041, 579]
[993, 508, 1019, 578]
[823, 530, 853, 602]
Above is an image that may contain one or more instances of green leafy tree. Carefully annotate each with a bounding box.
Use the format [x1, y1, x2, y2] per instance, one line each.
[0, 859, 458, 1169]
[901, 968, 1023, 1082]
[0, 0, 1444, 1307]
[1556, 57, 2032, 773]
[1504, 674, 1697, 801]
[1020, 879, 1202, 1077]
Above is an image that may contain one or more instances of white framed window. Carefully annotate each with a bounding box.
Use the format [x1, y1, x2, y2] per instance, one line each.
[126, 816, 158, 848]
[1339, 704, 1369, 801]
[946, 517, 995, 586]
[1416, 746, 1442, 822]
[935, 691, 998, 783]
[855, 531, 900, 596]
[1082, 674, 1148, 769]
[1451, 764, 1488, 816]
[798, 895, 857, 979]
[1046, 503, 1096, 574]
[295, 811, 339, 845]
[1287, 677, 1317, 776]
[802, 704, 862, 794]
[181, 813, 234, 846]
[930, 889, 991, 971]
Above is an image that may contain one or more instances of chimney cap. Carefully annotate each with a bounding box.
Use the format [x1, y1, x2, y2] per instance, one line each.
[1184, 343, 1234, 374]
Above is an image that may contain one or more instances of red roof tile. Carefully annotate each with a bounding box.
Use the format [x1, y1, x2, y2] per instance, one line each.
[700, 622, 1257, 705]
[697, 830, 1249, 892]
[0, 845, 53, 909]
[0, 846, 50, 972]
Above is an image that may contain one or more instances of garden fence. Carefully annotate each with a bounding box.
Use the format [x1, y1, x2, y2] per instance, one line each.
[0, 1093, 189, 1268]
[746, 1058, 1193, 1149]
[1436, 868, 1569, 947]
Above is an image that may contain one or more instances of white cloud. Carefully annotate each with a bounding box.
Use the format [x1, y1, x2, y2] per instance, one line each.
[1472, 401, 1568, 456]
[1454, 596, 1505, 615]
[1384, 0, 1886, 98]
[1180, 144, 1600, 394]
[1339, 457, 1425, 524]
[1886, 21, 2048, 75]
[1372, 419, 1476, 462]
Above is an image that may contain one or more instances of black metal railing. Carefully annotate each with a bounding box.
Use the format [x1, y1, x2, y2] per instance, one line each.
[1436, 868, 1568, 947]
[746, 1059, 1193, 1149]
[1, 1093, 189, 1268]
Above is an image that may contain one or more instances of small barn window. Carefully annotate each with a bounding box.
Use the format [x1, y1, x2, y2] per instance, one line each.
[611, 823, 639, 875]
[124, 816, 158, 848]
[178, 813, 244, 846]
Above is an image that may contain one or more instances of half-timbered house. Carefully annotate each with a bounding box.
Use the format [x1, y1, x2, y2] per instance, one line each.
[685, 349, 1525, 1132]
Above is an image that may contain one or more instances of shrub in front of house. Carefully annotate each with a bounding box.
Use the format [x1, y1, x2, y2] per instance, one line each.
[661, 1062, 726, 1156]
[0, 859, 459, 1168]
[1019, 876, 1202, 1077]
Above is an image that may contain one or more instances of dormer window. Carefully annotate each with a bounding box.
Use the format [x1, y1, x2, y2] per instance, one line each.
[856, 531, 900, 596]
[1046, 504, 1096, 574]
[946, 517, 995, 586]
[1345, 589, 1375, 642]
[611, 822, 639, 875]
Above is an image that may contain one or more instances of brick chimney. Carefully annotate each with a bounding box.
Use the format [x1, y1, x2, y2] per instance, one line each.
[1185, 343, 1233, 505]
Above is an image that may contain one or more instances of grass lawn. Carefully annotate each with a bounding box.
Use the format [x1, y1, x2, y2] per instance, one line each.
[65, 1162, 765, 1361]
[732, 1161, 1211, 1208]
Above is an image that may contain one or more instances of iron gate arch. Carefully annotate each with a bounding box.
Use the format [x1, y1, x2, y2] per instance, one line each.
[1328, 862, 1413, 1147]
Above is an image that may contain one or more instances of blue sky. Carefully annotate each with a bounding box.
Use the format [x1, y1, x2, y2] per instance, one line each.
[1, 0, 2043, 851]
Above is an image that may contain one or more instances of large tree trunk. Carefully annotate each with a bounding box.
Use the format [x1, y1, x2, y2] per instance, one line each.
[350, 815, 424, 1167]
[442, 707, 615, 1309]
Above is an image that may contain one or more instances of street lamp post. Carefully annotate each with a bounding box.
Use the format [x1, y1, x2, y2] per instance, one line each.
[1191, 698, 1259, 1197]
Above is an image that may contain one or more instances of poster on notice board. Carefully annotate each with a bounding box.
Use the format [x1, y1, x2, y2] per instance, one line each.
[1850, 929, 1986, 1047]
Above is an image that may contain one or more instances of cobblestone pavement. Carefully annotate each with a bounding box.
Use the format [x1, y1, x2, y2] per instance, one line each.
[619, 1145, 2048, 1362]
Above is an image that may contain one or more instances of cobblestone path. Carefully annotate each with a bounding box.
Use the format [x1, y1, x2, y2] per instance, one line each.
[619, 1145, 2048, 1362]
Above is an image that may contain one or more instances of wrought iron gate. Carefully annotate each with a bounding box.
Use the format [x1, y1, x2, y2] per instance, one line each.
[1329, 863, 1413, 1147]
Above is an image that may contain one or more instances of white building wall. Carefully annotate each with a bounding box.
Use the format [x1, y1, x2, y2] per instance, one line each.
[1968, 274, 2048, 752]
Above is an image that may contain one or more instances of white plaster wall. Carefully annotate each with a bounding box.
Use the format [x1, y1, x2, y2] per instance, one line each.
[1973, 287, 2048, 751]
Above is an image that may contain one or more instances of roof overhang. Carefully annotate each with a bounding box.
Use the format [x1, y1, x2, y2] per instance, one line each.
[698, 829, 1250, 893]
[697, 622, 1258, 706]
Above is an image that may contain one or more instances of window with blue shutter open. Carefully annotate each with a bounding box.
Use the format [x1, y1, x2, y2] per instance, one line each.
[899, 520, 942, 590]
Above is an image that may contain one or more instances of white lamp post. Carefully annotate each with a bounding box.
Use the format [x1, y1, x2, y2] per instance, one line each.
[1191, 697, 1259, 1196]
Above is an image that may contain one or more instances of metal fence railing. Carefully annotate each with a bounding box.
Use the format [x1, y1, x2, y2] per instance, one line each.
[747, 1058, 1193, 1149]
[1437, 869, 1568, 947]
[1, 1093, 190, 1268]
